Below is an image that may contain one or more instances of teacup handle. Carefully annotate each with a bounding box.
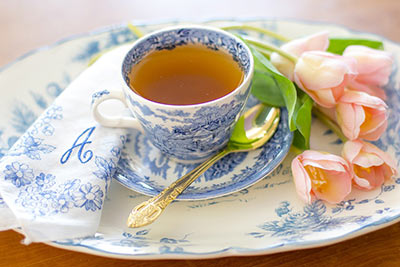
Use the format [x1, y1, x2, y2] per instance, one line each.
[91, 90, 143, 130]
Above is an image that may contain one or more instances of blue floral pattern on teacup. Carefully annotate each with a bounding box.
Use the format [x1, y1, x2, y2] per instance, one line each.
[127, 96, 249, 161]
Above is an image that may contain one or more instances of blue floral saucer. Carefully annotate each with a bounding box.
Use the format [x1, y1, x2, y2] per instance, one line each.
[114, 101, 292, 200]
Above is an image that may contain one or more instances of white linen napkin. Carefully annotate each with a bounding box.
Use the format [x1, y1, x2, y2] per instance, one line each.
[0, 45, 131, 243]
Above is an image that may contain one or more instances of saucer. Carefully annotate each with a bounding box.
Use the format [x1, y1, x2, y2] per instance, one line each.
[114, 103, 292, 200]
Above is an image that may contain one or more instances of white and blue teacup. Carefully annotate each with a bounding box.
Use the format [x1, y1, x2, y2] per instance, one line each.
[92, 25, 254, 162]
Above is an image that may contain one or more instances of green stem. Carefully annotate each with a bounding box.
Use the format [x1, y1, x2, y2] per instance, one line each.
[290, 146, 304, 155]
[253, 46, 272, 59]
[312, 106, 348, 142]
[245, 37, 298, 64]
[221, 25, 290, 42]
[127, 23, 144, 38]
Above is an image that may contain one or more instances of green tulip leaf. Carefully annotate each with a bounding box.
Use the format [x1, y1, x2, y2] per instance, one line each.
[328, 38, 384, 55]
[250, 47, 297, 131]
[251, 70, 286, 107]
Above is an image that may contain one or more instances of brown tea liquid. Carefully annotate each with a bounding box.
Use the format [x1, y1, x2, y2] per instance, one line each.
[129, 45, 244, 105]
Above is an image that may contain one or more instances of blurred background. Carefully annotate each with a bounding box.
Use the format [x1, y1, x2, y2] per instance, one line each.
[1, 0, 399, 67]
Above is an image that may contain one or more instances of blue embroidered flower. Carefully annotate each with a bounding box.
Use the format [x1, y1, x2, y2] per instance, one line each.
[16, 186, 42, 215]
[16, 177, 84, 217]
[93, 156, 116, 193]
[9, 134, 56, 160]
[60, 179, 81, 193]
[9, 105, 62, 160]
[35, 172, 56, 188]
[53, 194, 75, 213]
[73, 183, 104, 211]
[37, 190, 58, 214]
[4, 162, 34, 187]
[27, 105, 63, 137]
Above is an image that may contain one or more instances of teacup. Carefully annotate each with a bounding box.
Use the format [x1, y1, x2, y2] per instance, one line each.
[92, 25, 254, 162]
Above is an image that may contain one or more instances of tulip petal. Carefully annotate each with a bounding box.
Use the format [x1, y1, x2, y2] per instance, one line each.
[283, 31, 330, 56]
[359, 107, 386, 132]
[337, 90, 387, 141]
[342, 140, 363, 163]
[295, 52, 350, 90]
[291, 156, 313, 204]
[348, 80, 387, 100]
[353, 152, 385, 167]
[271, 31, 330, 81]
[312, 89, 337, 108]
[353, 165, 385, 190]
[343, 45, 393, 86]
[336, 103, 364, 140]
[353, 175, 372, 189]
[270, 54, 295, 81]
[294, 51, 357, 107]
[342, 140, 399, 191]
[312, 170, 352, 203]
[301, 150, 350, 167]
[360, 119, 387, 141]
[303, 160, 347, 173]
[382, 164, 397, 181]
[339, 90, 387, 109]
[362, 142, 399, 174]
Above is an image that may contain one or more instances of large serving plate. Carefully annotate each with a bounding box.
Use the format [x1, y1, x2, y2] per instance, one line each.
[1, 19, 399, 259]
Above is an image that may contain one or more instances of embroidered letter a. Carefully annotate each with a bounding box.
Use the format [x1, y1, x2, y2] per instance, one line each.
[60, 126, 96, 164]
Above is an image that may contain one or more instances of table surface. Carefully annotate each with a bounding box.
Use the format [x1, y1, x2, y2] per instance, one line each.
[1, 0, 400, 266]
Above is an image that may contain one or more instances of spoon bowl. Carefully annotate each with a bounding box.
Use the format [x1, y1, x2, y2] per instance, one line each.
[229, 104, 280, 151]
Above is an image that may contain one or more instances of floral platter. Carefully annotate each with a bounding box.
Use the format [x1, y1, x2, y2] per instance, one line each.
[0, 19, 399, 259]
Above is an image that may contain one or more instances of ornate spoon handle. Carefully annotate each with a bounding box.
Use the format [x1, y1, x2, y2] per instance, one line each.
[127, 149, 231, 228]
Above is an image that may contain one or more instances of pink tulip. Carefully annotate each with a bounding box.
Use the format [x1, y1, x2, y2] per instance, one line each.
[291, 150, 353, 204]
[271, 31, 329, 80]
[336, 90, 388, 141]
[294, 51, 357, 108]
[343, 45, 393, 99]
[342, 140, 398, 190]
